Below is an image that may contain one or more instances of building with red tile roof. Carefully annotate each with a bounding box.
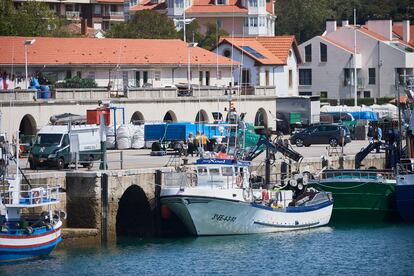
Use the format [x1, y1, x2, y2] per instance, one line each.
[215, 35, 301, 96]
[126, 0, 275, 37]
[0, 36, 237, 90]
[298, 19, 414, 100]
[13, 0, 125, 31]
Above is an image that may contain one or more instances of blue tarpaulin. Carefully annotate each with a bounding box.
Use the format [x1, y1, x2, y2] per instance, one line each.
[350, 111, 378, 121]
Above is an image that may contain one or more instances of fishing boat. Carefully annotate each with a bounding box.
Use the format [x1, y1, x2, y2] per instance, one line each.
[160, 158, 333, 236]
[308, 169, 400, 222]
[0, 137, 64, 262]
[396, 160, 414, 222]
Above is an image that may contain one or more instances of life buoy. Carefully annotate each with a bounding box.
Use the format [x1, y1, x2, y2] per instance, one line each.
[236, 174, 243, 187]
[32, 190, 41, 204]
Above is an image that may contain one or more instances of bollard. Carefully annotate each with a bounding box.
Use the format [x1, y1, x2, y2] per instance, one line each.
[120, 151, 123, 170]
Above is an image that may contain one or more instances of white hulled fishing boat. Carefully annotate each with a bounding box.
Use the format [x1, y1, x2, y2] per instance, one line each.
[160, 158, 333, 236]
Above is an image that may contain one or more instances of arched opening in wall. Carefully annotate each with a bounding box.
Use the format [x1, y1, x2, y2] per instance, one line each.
[254, 108, 268, 129]
[163, 110, 177, 122]
[19, 114, 37, 136]
[116, 185, 153, 238]
[131, 111, 145, 125]
[195, 109, 209, 123]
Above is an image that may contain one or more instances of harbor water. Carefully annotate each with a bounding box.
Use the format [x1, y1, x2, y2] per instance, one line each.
[1, 223, 413, 275]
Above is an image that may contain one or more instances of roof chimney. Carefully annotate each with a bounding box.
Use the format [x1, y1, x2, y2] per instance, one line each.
[403, 19, 410, 43]
[367, 19, 392, 40]
[326, 19, 337, 34]
[342, 19, 349, 27]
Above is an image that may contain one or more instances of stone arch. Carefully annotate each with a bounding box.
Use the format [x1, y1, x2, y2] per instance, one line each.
[195, 109, 209, 123]
[19, 114, 37, 136]
[131, 111, 145, 125]
[254, 108, 268, 128]
[163, 110, 177, 122]
[116, 185, 153, 237]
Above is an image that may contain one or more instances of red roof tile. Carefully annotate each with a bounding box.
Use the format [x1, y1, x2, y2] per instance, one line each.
[219, 36, 301, 65]
[393, 24, 414, 46]
[0, 36, 237, 66]
[186, 0, 247, 14]
[129, 0, 167, 12]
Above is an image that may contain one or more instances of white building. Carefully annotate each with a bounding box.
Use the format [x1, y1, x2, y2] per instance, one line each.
[0, 36, 236, 90]
[215, 36, 302, 96]
[298, 19, 414, 100]
[127, 0, 275, 37]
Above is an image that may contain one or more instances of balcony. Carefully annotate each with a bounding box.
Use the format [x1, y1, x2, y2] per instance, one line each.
[103, 11, 124, 20]
[66, 11, 80, 20]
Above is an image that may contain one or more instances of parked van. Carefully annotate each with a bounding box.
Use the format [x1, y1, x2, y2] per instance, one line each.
[29, 125, 101, 170]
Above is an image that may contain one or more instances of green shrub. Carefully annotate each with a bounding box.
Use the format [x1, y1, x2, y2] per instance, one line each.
[55, 76, 98, 88]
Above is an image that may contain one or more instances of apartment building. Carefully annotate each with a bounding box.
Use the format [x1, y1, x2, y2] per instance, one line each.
[298, 19, 414, 100]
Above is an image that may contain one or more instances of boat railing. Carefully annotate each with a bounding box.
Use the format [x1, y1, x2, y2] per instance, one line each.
[164, 172, 196, 188]
[2, 185, 61, 205]
[397, 162, 414, 175]
[317, 170, 395, 181]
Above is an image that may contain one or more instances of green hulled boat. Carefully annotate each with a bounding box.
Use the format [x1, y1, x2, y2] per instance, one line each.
[308, 169, 401, 223]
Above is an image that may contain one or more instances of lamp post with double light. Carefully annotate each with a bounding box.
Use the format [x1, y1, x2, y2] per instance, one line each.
[24, 39, 36, 89]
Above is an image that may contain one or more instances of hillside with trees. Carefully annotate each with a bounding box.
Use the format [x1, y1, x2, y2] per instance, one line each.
[275, 0, 414, 43]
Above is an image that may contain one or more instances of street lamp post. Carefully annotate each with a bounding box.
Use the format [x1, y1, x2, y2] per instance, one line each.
[187, 42, 198, 94]
[24, 39, 36, 89]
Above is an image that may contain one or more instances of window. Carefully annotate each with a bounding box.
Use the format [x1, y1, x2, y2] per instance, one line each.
[223, 49, 231, 58]
[265, 70, 269, 86]
[320, 91, 327, 98]
[111, 4, 117, 12]
[305, 44, 312, 62]
[199, 71, 203, 85]
[209, 168, 220, 175]
[143, 71, 148, 84]
[249, 17, 258, 27]
[66, 70, 72, 79]
[222, 167, 234, 176]
[94, 5, 101, 15]
[299, 69, 312, 85]
[320, 43, 327, 62]
[216, 0, 226, 5]
[174, 0, 183, 8]
[135, 71, 140, 87]
[368, 68, 376, 85]
[259, 16, 265, 27]
[299, 91, 312, 96]
[244, 18, 249, 27]
[259, 0, 265, 6]
[248, 0, 257, 7]
[288, 70, 293, 88]
[154, 71, 161, 81]
[87, 71, 95, 80]
[168, 0, 173, 7]
[205, 71, 210, 86]
[76, 71, 82, 78]
[197, 167, 207, 175]
[216, 20, 222, 29]
[364, 91, 371, 98]
[343, 68, 357, 86]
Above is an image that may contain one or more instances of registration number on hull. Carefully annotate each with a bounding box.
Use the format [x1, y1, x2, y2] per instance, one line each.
[211, 213, 237, 222]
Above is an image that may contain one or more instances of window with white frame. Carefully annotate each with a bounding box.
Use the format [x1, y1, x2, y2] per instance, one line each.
[216, 0, 226, 4]
[259, 0, 265, 6]
[259, 16, 265, 27]
[154, 71, 161, 81]
[244, 18, 249, 27]
[248, 0, 257, 7]
[174, 0, 183, 8]
[94, 4, 101, 15]
[249, 17, 258, 27]
[368, 68, 375, 85]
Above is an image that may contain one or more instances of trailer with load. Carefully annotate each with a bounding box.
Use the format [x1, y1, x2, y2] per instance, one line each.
[29, 125, 101, 170]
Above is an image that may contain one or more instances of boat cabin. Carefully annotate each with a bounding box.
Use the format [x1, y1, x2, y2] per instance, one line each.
[195, 159, 250, 188]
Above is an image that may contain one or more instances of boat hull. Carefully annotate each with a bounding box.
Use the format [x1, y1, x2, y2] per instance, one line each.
[161, 196, 332, 236]
[0, 221, 62, 262]
[309, 179, 399, 223]
[396, 174, 414, 222]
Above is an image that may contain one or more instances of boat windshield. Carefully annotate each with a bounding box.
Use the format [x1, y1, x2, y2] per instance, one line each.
[35, 134, 63, 145]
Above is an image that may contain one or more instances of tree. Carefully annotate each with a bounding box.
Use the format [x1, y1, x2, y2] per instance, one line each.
[199, 23, 229, 50]
[177, 20, 203, 43]
[0, 0, 69, 37]
[106, 10, 178, 39]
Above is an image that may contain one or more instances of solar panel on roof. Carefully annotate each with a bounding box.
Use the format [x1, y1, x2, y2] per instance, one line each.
[240, 46, 265, 59]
